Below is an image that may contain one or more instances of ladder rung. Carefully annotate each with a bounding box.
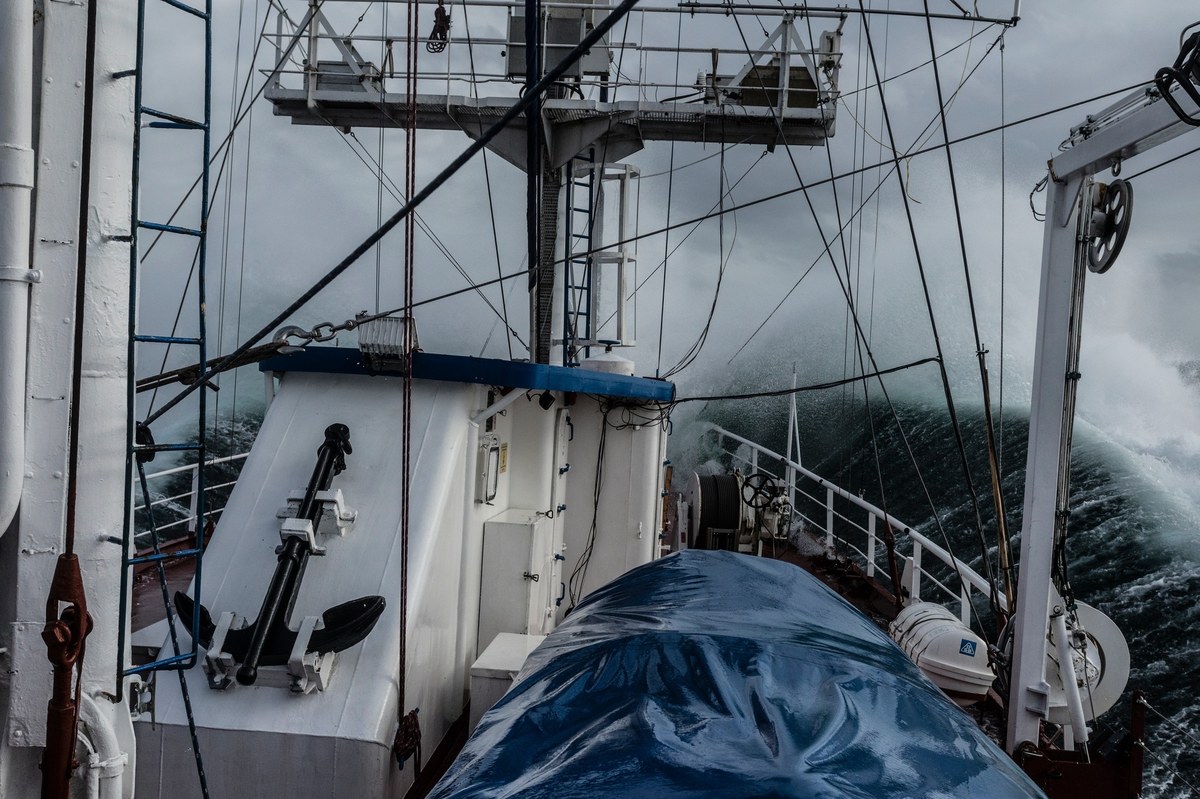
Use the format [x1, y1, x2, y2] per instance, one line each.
[155, 0, 208, 19]
[134, 442, 202, 453]
[124, 651, 196, 676]
[148, 121, 203, 130]
[141, 106, 206, 130]
[134, 334, 202, 345]
[126, 547, 202, 567]
[138, 220, 202, 237]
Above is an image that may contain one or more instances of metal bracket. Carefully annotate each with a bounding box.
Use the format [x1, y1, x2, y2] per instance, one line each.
[1023, 680, 1051, 718]
[276, 487, 358, 546]
[203, 611, 239, 689]
[287, 615, 335, 694]
[201, 610, 337, 694]
[0, 267, 41, 284]
[279, 518, 324, 554]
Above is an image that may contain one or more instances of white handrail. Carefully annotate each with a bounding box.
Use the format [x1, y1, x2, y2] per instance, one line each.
[139, 451, 249, 481]
[133, 452, 251, 538]
[702, 422, 1007, 614]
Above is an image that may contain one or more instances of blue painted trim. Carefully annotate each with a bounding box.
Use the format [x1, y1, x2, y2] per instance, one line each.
[259, 347, 675, 401]
[124, 651, 196, 676]
[126, 547, 202, 566]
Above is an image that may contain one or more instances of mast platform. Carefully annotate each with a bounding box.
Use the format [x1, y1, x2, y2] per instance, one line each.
[265, 88, 835, 167]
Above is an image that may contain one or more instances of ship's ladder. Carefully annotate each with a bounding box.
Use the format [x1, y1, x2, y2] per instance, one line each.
[562, 147, 599, 365]
[560, 156, 640, 365]
[116, 0, 213, 689]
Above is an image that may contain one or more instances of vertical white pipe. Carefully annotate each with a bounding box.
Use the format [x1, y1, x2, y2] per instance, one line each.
[77, 693, 128, 799]
[1052, 607, 1090, 751]
[0, 0, 35, 537]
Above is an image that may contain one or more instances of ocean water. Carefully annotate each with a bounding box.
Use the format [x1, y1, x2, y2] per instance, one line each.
[687, 392, 1200, 798]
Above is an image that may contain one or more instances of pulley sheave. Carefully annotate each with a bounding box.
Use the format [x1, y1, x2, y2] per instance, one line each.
[1087, 179, 1133, 274]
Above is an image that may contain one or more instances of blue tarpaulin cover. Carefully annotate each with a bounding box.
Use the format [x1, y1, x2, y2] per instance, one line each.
[432, 550, 1046, 798]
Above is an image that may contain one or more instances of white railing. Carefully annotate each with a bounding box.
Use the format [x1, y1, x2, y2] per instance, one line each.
[701, 422, 1007, 626]
[134, 452, 250, 540]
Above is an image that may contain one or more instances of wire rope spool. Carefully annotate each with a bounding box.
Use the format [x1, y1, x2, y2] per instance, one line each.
[1087, 179, 1133, 274]
[1045, 601, 1130, 725]
[998, 600, 1130, 725]
[684, 473, 741, 550]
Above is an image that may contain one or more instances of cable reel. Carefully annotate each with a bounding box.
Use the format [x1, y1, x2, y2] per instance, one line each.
[1086, 179, 1133, 274]
[740, 472, 792, 541]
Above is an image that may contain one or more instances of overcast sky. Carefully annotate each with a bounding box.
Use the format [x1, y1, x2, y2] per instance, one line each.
[134, 0, 1200, 485]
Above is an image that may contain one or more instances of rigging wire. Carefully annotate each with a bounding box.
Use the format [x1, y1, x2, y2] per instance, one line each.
[637, 137, 751, 179]
[671, 357, 942, 402]
[840, 6, 867, 416]
[461, 0, 513, 358]
[998, 33, 1006, 474]
[645, 9, 1004, 362]
[921, 2, 1009, 618]
[607, 149, 767, 330]
[662, 113, 734, 379]
[349, 0, 375, 36]
[480, 254, 528, 356]
[798, 7, 864, 499]
[567, 406, 609, 611]
[229, 0, 262, 457]
[215, 0, 259, 459]
[215, 0, 247, 420]
[860, 0, 996, 631]
[836, 20, 995, 102]
[337, 126, 527, 346]
[326, 77, 1150, 368]
[557, 80, 1154, 268]
[141, 0, 643, 423]
[143, 1, 277, 419]
[656, 10, 684, 378]
[633, 25, 1008, 357]
[396, 0, 421, 769]
[140, 5, 315, 266]
[562, 10, 635, 360]
[375, 3, 389, 314]
[720, 7, 987, 624]
[865, 1, 891, 352]
[856, 1, 904, 602]
[1123, 140, 1200, 179]
[158, 69, 1150, 395]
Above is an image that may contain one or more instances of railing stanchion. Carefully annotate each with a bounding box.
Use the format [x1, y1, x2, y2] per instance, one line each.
[700, 423, 1006, 615]
[911, 542, 922, 601]
[825, 487, 834, 548]
[187, 462, 201, 534]
[866, 514, 876, 577]
[785, 367, 797, 508]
